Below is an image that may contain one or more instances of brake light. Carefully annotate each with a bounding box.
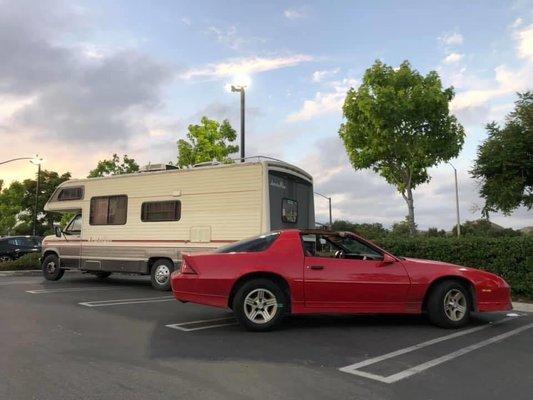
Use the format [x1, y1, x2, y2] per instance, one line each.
[181, 259, 197, 275]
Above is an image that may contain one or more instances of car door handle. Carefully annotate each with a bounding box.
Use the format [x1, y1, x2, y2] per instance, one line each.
[307, 265, 324, 270]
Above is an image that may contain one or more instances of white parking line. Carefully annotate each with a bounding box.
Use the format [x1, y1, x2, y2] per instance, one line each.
[339, 316, 532, 383]
[79, 296, 174, 307]
[166, 317, 237, 331]
[27, 287, 113, 294]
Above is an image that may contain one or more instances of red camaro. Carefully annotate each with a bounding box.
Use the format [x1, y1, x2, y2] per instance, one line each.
[171, 230, 512, 331]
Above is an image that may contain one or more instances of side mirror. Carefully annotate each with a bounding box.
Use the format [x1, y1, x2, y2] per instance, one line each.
[380, 253, 396, 265]
[54, 226, 62, 238]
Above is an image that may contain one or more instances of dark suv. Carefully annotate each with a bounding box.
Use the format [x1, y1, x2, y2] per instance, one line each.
[0, 236, 42, 262]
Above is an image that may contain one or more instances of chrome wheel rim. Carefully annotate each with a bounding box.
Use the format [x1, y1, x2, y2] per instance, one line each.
[0, 255, 11, 262]
[154, 265, 170, 284]
[244, 288, 278, 324]
[444, 289, 467, 321]
[46, 261, 56, 274]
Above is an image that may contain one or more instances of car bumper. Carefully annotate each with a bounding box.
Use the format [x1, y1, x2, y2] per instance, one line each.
[170, 272, 229, 309]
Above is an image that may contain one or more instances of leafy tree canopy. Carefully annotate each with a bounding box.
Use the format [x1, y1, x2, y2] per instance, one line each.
[471, 92, 533, 216]
[177, 116, 239, 167]
[0, 170, 71, 236]
[339, 60, 465, 235]
[88, 154, 139, 178]
[331, 220, 389, 240]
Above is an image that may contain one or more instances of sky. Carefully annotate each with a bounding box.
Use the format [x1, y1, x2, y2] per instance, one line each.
[0, 0, 532, 229]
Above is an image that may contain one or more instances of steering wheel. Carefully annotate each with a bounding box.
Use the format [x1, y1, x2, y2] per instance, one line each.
[334, 250, 346, 259]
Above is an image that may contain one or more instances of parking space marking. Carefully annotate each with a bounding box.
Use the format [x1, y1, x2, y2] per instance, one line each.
[27, 287, 113, 294]
[166, 317, 237, 331]
[79, 296, 174, 307]
[339, 316, 532, 384]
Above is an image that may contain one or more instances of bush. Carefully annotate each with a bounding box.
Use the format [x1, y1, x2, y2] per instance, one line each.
[0, 253, 41, 271]
[374, 236, 533, 298]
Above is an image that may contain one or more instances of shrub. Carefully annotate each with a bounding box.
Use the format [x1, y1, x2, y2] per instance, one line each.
[374, 236, 533, 298]
[0, 253, 40, 271]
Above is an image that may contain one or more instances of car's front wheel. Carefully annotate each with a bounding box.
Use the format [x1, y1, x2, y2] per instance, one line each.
[233, 279, 287, 331]
[427, 280, 471, 328]
[0, 255, 13, 263]
[42, 254, 65, 281]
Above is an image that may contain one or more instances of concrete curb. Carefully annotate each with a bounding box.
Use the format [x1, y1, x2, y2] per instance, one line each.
[512, 302, 533, 313]
[0, 269, 42, 277]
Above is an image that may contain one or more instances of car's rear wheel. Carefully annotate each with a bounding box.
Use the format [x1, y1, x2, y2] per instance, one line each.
[233, 278, 287, 331]
[150, 259, 174, 291]
[42, 254, 65, 281]
[427, 280, 471, 328]
[0, 255, 13, 263]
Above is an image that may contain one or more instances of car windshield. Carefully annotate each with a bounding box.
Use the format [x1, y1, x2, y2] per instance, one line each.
[215, 232, 280, 253]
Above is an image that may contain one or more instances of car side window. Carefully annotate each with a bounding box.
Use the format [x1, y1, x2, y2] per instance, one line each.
[302, 234, 383, 261]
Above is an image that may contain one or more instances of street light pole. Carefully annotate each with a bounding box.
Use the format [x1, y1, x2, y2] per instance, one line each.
[314, 192, 332, 227]
[231, 85, 245, 161]
[33, 162, 41, 236]
[447, 162, 461, 237]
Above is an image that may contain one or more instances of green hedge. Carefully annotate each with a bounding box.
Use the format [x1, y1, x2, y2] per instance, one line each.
[374, 236, 533, 298]
[0, 253, 41, 271]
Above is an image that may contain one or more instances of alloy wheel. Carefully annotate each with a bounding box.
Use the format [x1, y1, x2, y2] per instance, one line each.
[244, 288, 278, 324]
[443, 289, 467, 321]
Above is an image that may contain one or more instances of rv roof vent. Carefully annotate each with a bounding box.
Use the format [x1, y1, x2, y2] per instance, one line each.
[140, 163, 179, 172]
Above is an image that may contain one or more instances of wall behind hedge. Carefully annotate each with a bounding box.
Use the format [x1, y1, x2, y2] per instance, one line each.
[374, 236, 533, 298]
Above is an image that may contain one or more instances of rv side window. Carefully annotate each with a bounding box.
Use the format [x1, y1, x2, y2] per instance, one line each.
[141, 201, 181, 222]
[281, 198, 298, 223]
[90, 195, 128, 225]
[58, 187, 83, 201]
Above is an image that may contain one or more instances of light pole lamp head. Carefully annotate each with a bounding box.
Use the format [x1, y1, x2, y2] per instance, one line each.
[231, 85, 244, 93]
[30, 155, 43, 165]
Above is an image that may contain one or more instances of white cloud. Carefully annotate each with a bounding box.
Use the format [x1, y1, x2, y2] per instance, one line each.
[311, 68, 339, 82]
[450, 24, 533, 117]
[284, 7, 307, 20]
[180, 54, 313, 80]
[286, 77, 358, 122]
[516, 23, 533, 60]
[512, 17, 524, 28]
[443, 52, 464, 64]
[439, 32, 464, 46]
[206, 25, 250, 50]
[180, 17, 191, 26]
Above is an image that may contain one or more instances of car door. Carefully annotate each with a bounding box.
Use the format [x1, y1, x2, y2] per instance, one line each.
[59, 214, 82, 269]
[302, 233, 410, 312]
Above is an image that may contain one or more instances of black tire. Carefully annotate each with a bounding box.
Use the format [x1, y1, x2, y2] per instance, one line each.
[150, 259, 174, 291]
[94, 271, 112, 279]
[0, 255, 13, 263]
[427, 280, 471, 328]
[233, 278, 288, 332]
[42, 254, 65, 281]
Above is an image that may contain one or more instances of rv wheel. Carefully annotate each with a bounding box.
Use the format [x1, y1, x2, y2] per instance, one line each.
[42, 254, 65, 281]
[150, 259, 174, 291]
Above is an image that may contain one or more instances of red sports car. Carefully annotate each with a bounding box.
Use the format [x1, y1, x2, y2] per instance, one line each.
[171, 230, 512, 331]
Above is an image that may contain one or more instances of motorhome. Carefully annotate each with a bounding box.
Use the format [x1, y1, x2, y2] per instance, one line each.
[41, 158, 315, 290]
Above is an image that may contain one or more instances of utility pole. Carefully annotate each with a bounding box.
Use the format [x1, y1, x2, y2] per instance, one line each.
[231, 85, 245, 161]
[448, 162, 461, 237]
[314, 192, 333, 227]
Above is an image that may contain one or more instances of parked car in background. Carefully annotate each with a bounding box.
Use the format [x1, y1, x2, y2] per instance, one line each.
[0, 236, 42, 262]
[171, 229, 512, 331]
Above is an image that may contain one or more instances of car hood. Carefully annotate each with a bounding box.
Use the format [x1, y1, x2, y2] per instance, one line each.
[402, 257, 474, 271]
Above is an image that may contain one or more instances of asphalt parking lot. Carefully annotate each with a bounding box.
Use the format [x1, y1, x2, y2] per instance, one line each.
[1, 272, 532, 400]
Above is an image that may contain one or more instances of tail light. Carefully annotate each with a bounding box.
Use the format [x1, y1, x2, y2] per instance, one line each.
[181, 258, 197, 275]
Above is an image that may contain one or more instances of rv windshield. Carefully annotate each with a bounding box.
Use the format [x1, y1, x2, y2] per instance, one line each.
[215, 232, 280, 254]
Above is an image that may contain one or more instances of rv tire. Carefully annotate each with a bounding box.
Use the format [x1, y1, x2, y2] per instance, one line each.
[150, 259, 174, 291]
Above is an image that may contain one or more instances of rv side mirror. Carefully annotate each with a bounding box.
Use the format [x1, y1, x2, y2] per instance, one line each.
[54, 226, 62, 238]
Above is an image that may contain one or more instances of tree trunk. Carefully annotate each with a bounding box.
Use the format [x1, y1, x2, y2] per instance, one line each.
[404, 186, 416, 236]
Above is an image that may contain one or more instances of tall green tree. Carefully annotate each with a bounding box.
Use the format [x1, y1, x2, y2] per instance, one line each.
[471, 92, 533, 216]
[88, 154, 139, 178]
[177, 116, 239, 167]
[0, 170, 71, 236]
[339, 60, 465, 235]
